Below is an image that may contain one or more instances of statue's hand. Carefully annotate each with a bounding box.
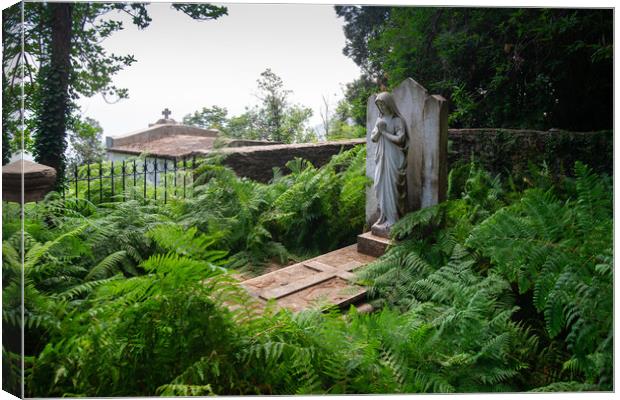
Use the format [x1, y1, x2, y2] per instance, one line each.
[377, 119, 387, 132]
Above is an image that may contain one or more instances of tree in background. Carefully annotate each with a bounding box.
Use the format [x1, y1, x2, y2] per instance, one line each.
[280, 104, 315, 143]
[7, 2, 227, 184]
[325, 97, 366, 141]
[226, 110, 261, 140]
[339, 74, 377, 127]
[254, 68, 289, 142]
[336, 6, 612, 131]
[334, 6, 391, 84]
[182, 105, 229, 131]
[66, 117, 106, 168]
[251, 68, 315, 143]
[184, 69, 315, 143]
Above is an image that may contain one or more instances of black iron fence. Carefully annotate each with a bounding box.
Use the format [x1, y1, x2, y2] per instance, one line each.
[62, 155, 199, 204]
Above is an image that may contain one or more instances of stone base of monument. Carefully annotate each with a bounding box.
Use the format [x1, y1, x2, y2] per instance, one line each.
[2, 160, 57, 203]
[357, 231, 391, 257]
[241, 244, 376, 313]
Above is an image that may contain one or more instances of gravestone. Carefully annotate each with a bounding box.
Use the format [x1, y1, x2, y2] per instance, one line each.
[238, 78, 448, 312]
[359, 78, 447, 255]
[241, 245, 375, 312]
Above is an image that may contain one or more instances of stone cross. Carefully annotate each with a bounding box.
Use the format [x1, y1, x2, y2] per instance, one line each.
[161, 108, 172, 119]
[365, 78, 448, 228]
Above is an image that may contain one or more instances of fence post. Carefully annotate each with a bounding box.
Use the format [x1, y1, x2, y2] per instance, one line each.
[191, 155, 196, 197]
[164, 159, 168, 204]
[87, 163, 91, 202]
[143, 158, 147, 199]
[183, 157, 187, 199]
[111, 161, 115, 201]
[154, 157, 158, 201]
[74, 165, 78, 199]
[99, 162, 103, 202]
[133, 159, 137, 199]
[122, 160, 126, 202]
[173, 159, 177, 197]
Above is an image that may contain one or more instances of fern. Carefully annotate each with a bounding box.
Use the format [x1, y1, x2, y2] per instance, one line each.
[84, 250, 129, 280]
[467, 162, 612, 388]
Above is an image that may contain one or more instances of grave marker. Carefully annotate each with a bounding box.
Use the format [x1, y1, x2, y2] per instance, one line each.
[360, 78, 448, 255]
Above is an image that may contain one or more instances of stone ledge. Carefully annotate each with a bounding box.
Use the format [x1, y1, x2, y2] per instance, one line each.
[218, 139, 365, 182]
[357, 232, 391, 257]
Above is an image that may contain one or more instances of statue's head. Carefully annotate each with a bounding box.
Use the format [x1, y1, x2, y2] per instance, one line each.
[375, 92, 397, 117]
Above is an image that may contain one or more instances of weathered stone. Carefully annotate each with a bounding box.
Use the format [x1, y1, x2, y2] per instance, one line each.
[241, 244, 375, 312]
[366, 78, 448, 227]
[219, 139, 363, 183]
[357, 231, 391, 257]
[368, 92, 408, 237]
[448, 128, 612, 177]
[2, 160, 57, 203]
[211, 128, 610, 185]
[355, 303, 375, 314]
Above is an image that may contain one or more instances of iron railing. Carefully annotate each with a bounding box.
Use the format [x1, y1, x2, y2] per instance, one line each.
[62, 155, 198, 204]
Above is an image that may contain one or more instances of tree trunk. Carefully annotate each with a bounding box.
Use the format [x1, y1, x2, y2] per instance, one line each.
[34, 3, 72, 184]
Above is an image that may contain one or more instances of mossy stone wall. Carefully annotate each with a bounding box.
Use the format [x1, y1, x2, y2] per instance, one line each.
[448, 129, 613, 176]
[219, 129, 612, 182]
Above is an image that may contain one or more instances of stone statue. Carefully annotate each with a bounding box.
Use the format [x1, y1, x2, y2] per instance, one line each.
[370, 92, 408, 237]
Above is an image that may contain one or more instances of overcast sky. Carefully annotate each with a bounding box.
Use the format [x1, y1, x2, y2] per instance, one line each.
[76, 3, 361, 138]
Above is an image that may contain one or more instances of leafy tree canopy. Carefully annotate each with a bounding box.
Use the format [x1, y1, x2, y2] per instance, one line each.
[183, 69, 316, 144]
[2, 2, 227, 176]
[182, 105, 229, 131]
[66, 116, 106, 168]
[336, 6, 612, 131]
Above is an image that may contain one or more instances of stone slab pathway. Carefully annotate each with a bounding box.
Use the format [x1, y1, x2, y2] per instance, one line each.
[241, 244, 377, 313]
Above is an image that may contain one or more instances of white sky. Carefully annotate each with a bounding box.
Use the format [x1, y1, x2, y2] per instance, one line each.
[76, 2, 361, 138]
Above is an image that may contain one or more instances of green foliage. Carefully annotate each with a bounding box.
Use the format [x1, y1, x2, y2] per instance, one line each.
[66, 116, 106, 167]
[339, 73, 379, 127]
[184, 69, 316, 143]
[266, 147, 368, 253]
[182, 105, 229, 131]
[325, 94, 367, 140]
[467, 162, 613, 387]
[29, 251, 239, 396]
[181, 146, 368, 268]
[10, 151, 612, 396]
[360, 161, 612, 391]
[337, 7, 612, 131]
[22, 2, 228, 184]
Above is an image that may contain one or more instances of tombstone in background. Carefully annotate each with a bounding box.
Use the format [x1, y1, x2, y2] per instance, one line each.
[2, 160, 57, 203]
[358, 78, 448, 256]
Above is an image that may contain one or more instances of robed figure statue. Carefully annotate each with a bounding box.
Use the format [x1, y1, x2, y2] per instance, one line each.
[370, 92, 408, 237]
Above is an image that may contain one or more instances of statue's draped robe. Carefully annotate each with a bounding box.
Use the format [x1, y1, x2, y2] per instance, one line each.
[372, 115, 407, 228]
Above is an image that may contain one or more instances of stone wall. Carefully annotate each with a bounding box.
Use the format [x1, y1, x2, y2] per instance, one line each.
[219, 140, 364, 182]
[448, 129, 613, 176]
[215, 129, 612, 183]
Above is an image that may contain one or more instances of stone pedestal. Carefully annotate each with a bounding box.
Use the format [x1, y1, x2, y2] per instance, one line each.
[2, 160, 57, 203]
[357, 232, 391, 257]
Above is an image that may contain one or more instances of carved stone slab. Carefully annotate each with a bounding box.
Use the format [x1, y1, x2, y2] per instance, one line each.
[241, 245, 376, 313]
[366, 78, 448, 226]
